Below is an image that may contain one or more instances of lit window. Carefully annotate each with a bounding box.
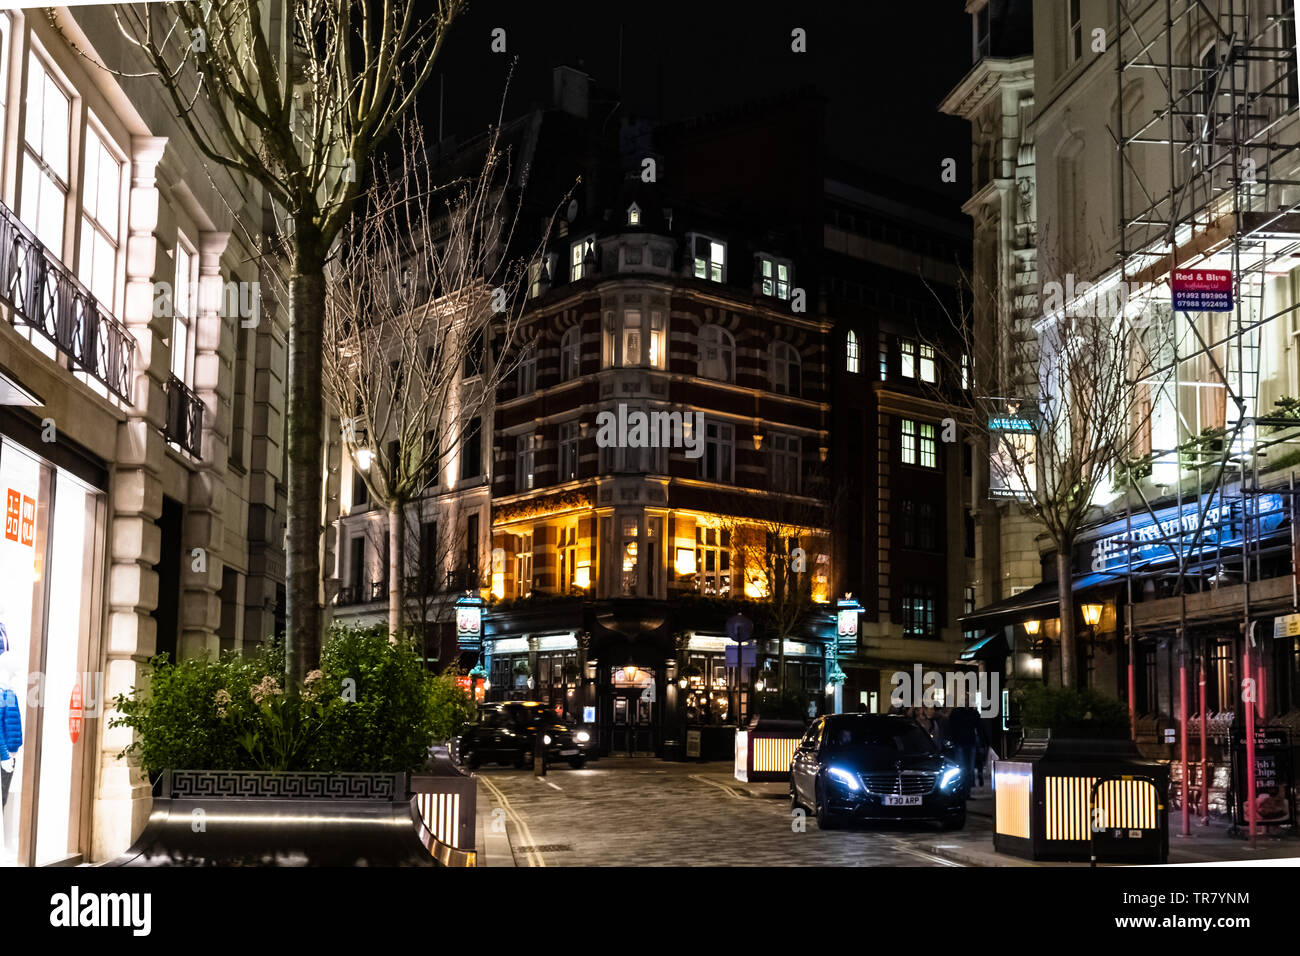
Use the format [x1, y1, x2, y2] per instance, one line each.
[79, 127, 122, 311]
[900, 339, 916, 379]
[559, 524, 579, 590]
[627, 203, 641, 226]
[515, 534, 533, 598]
[900, 419, 938, 468]
[879, 340, 888, 380]
[515, 433, 537, 490]
[695, 526, 732, 596]
[758, 255, 791, 299]
[698, 324, 734, 382]
[623, 309, 642, 366]
[961, 353, 970, 390]
[571, 237, 594, 281]
[919, 343, 936, 383]
[692, 235, 726, 283]
[21, 53, 71, 254]
[528, 255, 553, 298]
[621, 517, 639, 595]
[561, 325, 581, 380]
[846, 330, 859, 373]
[171, 241, 196, 384]
[771, 343, 801, 397]
[902, 583, 937, 637]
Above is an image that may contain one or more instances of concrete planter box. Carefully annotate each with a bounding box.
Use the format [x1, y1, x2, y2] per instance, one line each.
[107, 769, 475, 867]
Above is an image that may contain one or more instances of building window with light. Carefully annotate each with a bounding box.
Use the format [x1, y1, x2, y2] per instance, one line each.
[559, 524, 578, 591]
[691, 235, 726, 282]
[900, 339, 916, 379]
[902, 582, 937, 637]
[757, 254, 792, 299]
[846, 330, 859, 373]
[620, 517, 639, 595]
[695, 526, 731, 596]
[21, 52, 71, 254]
[558, 421, 579, 482]
[171, 239, 197, 386]
[900, 418, 938, 469]
[571, 236, 595, 281]
[515, 534, 533, 598]
[515, 433, 537, 490]
[771, 342, 801, 397]
[961, 353, 970, 390]
[698, 324, 734, 381]
[528, 254, 554, 298]
[919, 343, 937, 383]
[627, 202, 641, 226]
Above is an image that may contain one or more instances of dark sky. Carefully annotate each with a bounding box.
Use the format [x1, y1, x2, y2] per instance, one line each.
[425, 1, 973, 201]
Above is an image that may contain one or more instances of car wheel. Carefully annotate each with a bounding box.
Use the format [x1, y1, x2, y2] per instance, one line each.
[941, 809, 967, 831]
[815, 781, 840, 830]
[789, 784, 802, 813]
[568, 756, 587, 769]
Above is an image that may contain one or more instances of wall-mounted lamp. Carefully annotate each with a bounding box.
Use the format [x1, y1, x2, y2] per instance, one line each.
[356, 448, 374, 471]
[752, 431, 763, 451]
[674, 547, 697, 576]
[1023, 619, 1041, 636]
[1081, 603, 1103, 628]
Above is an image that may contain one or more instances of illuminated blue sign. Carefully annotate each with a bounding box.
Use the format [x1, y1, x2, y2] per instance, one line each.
[1086, 492, 1286, 573]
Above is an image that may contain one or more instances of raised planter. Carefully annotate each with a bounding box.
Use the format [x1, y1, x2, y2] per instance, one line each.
[108, 770, 474, 867]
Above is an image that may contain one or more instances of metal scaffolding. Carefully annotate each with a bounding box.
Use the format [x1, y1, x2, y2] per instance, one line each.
[1111, 0, 1300, 839]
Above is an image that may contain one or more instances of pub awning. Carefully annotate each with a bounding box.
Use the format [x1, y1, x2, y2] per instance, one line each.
[957, 631, 1009, 663]
[957, 570, 1126, 631]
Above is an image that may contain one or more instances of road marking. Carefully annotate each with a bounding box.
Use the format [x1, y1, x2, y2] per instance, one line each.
[688, 774, 747, 800]
[478, 775, 547, 867]
[545, 781, 562, 791]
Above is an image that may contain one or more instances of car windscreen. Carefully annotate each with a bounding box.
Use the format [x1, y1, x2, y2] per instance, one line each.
[823, 720, 937, 754]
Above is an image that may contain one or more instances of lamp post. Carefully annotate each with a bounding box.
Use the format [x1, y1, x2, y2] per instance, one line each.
[1080, 604, 1103, 690]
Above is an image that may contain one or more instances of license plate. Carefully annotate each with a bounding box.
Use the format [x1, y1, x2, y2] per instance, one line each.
[882, 795, 922, 807]
[559, 749, 578, 756]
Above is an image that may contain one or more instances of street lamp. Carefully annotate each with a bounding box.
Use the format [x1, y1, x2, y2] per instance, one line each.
[356, 447, 374, 471]
[1081, 603, 1103, 628]
[1023, 619, 1041, 636]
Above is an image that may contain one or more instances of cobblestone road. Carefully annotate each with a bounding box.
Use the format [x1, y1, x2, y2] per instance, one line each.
[475, 758, 992, 866]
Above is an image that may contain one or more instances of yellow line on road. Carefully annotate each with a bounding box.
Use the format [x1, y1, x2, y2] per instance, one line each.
[478, 775, 546, 867]
[688, 774, 747, 800]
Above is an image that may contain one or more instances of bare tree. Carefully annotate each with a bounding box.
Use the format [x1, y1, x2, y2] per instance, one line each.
[114, 0, 465, 683]
[323, 119, 559, 635]
[926, 261, 1167, 689]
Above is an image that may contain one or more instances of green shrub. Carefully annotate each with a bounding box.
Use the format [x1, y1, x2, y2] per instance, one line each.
[1014, 682, 1131, 739]
[112, 624, 472, 777]
[753, 687, 812, 721]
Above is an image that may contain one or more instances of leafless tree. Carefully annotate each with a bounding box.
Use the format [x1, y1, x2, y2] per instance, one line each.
[113, 0, 465, 683]
[323, 119, 560, 635]
[925, 255, 1167, 689]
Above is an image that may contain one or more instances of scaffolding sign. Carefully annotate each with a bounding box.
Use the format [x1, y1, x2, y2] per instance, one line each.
[1170, 269, 1233, 311]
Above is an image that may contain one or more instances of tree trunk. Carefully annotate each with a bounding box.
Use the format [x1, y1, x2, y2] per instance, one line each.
[388, 499, 405, 638]
[285, 235, 326, 687]
[1057, 547, 1076, 689]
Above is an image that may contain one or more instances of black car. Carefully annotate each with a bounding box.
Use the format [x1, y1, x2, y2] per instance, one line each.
[456, 702, 592, 770]
[789, 714, 966, 830]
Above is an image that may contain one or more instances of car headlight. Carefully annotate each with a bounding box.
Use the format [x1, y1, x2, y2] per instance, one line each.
[939, 766, 962, 790]
[543, 735, 552, 745]
[575, 730, 590, 743]
[827, 766, 861, 792]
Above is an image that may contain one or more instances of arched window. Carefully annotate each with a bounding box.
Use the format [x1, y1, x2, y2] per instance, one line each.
[560, 325, 581, 381]
[846, 330, 860, 373]
[771, 342, 801, 396]
[698, 324, 734, 382]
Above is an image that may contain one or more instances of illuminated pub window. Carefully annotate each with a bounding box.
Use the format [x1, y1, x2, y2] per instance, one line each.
[695, 526, 731, 596]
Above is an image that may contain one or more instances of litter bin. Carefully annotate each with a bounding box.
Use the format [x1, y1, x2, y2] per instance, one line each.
[735, 717, 805, 783]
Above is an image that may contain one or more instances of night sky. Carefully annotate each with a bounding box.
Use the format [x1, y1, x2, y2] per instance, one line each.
[425, 2, 973, 199]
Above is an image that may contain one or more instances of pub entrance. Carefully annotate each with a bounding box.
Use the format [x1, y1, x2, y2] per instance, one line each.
[608, 665, 656, 756]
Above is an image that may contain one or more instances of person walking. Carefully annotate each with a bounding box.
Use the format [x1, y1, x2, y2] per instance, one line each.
[946, 706, 987, 795]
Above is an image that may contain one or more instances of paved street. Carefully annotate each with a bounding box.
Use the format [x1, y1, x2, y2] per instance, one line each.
[474, 758, 998, 866]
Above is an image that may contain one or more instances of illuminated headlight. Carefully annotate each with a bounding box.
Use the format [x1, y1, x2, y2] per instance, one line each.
[575, 730, 590, 743]
[543, 735, 552, 745]
[827, 766, 861, 792]
[939, 766, 962, 790]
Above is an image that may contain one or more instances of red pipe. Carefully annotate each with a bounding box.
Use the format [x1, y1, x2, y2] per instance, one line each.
[1199, 662, 1207, 826]
[1257, 660, 1266, 722]
[1179, 658, 1189, 838]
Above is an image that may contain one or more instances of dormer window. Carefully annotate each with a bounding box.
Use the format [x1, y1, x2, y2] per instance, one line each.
[691, 235, 726, 283]
[757, 254, 792, 300]
[528, 254, 554, 298]
[571, 236, 595, 281]
[627, 202, 641, 226]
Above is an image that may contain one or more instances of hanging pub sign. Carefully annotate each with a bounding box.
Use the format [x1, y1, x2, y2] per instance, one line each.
[836, 596, 862, 652]
[455, 594, 483, 650]
[1230, 726, 1294, 828]
[1171, 268, 1233, 312]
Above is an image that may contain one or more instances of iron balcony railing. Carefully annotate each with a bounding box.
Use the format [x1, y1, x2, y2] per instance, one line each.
[336, 579, 388, 607]
[0, 200, 135, 402]
[165, 374, 204, 457]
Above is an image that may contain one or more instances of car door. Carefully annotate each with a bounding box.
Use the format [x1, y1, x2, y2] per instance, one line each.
[793, 719, 823, 805]
[479, 709, 505, 758]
